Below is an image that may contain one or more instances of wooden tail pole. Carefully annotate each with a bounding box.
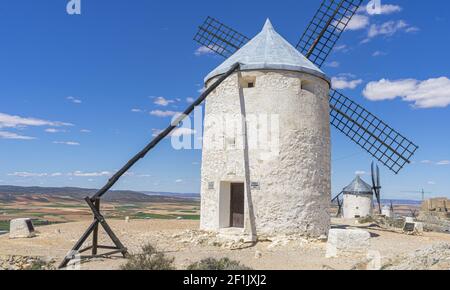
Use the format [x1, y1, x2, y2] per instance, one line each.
[58, 63, 240, 269]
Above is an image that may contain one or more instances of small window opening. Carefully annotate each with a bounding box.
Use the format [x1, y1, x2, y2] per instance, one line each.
[240, 76, 256, 88]
[301, 80, 315, 94]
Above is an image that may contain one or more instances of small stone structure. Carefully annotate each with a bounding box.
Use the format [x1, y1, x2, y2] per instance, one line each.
[420, 198, 450, 220]
[9, 218, 36, 239]
[326, 229, 371, 258]
[421, 198, 450, 213]
[342, 176, 374, 219]
[200, 19, 331, 239]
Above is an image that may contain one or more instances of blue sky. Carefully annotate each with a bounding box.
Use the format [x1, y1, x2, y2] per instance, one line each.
[0, 0, 449, 200]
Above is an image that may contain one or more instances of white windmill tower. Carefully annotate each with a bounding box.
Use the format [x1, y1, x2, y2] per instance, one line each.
[200, 20, 332, 239]
[342, 175, 374, 219]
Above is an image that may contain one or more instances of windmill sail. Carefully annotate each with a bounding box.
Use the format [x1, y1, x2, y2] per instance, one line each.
[296, 0, 364, 68]
[331, 90, 418, 174]
[193, 13, 419, 174]
[194, 16, 250, 58]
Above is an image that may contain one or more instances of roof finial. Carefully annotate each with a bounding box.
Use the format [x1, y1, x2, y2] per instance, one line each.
[262, 18, 274, 31]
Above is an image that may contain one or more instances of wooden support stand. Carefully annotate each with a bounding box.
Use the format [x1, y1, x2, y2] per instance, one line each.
[58, 63, 241, 269]
[58, 197, 127, 269]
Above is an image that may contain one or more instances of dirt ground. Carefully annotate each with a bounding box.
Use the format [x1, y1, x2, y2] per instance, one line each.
[1, 218, 450, 270]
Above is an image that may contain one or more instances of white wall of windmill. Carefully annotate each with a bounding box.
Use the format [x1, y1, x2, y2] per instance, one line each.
[343, 193, 374, 219]
[382, 205, 394, 218]
[200, 70, 331, 239]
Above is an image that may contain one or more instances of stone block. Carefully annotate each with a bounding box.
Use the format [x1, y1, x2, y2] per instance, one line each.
[9, 218, 36, 239]
[414, 222, 424, 234]
[326, 229, 371, 258]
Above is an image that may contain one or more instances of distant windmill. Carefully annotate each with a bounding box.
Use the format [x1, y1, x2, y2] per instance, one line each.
[332, 162, 382, 217]
[60, 0, 419, 268]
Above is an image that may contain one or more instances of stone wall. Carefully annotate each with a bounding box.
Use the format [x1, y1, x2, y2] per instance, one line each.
[200, 70, 331, 238]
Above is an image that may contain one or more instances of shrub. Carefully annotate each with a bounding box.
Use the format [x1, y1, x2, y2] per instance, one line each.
[187, 258, 252, 270]
[29, 259, 54, 270]
[120, 244, 175, 270]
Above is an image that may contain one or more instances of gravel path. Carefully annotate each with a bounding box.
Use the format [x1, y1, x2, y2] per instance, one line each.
[1, 218, 450, 270]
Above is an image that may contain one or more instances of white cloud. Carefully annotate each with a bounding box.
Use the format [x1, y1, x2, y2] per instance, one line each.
[8, 172, 48, 177]
[0, 113, 72, 129]
[80, 129, 91, 133]
[428, 181, 436, 185]
[186, 97, 195, 103]
[153, 97, 175, 107]
[334, 44, 348, 52]
[69, 171, 112, 177]
[420, 160, 450, 166]
[175, 179, 183, 183]
[367, 20, 418, 39]
[131, 108, 143, 113]
[331, 76, 363, 90]
[67, 96, 82, 104]
[346, 14, 370, 30]
[378, 4, 402, 15]
[194, 46, 216, 56]
[150, 110, 180, 118]
[51, 173, 63, 177]
[138, 174, 152, 177]
[326, 61, 340, 68]
[355, 170, 367, 176]
[363, 77, 450, 108]
[362, 3, 402, 15]
[345, 5, 417, 43]
[45, 128, 65, 133]
[0, 131, 35, 140]
[372, 50, 387, 57]
[53, 141, 80, 146]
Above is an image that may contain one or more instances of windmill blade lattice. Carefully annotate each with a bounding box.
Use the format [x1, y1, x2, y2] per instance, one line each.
[296, 0, 364, 68]
[194, 16, 250, 58]
[330, 90, 419, 174]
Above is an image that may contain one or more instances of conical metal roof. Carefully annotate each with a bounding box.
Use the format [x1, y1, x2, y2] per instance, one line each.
[205, 19, 330, 83]
[343, 176, 373, 195]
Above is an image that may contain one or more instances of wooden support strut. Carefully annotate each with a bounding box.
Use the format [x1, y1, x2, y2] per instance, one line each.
[58, 63, 241, 269]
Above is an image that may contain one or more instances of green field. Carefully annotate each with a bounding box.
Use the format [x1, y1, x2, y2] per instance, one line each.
[0, 220, 9, 231]
[130, 212, 200, 220]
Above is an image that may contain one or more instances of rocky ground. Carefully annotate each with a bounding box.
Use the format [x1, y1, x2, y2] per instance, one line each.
[1, 218, 450, 270]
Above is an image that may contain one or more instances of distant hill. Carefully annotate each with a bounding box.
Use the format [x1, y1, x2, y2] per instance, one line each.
[0, 185, 198, 204]
[142, 191, 200, 199]
[381, 199, 422, 206]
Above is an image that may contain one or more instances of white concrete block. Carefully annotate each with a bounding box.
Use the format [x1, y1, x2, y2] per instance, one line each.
[9, 218, 36, 239]
[326, 229, 371, 258]
[414, 222, 424, 234]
